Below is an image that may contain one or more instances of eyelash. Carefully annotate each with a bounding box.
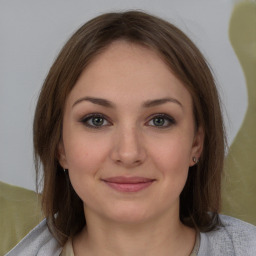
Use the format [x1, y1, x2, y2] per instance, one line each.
[80, 113, 111, 129]
[79, 113, 176, 129]
[146, 114, 176, 128]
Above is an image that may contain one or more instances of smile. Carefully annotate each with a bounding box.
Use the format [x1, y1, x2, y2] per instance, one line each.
[102, 176, 156, 192]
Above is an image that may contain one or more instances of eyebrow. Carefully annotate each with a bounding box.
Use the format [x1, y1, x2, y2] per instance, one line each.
[72, 97, 183, 109]
[142, 98, 183, 109]
[72, 97, 115, 108]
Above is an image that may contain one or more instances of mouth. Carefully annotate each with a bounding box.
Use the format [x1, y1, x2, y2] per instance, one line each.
[101, 176, 156, 192]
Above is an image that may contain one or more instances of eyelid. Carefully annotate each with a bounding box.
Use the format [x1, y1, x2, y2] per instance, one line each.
[79, 112, 175, 129]
[79, 113, 112, 128]
[145, 113, 176, 128]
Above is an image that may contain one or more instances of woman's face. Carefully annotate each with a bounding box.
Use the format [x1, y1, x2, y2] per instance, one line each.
[59, 41, 204, 224]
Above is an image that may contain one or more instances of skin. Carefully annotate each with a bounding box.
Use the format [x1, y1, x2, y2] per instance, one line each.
[59, 41, 204, 256]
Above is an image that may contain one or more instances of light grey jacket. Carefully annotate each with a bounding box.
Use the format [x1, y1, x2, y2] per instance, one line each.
[5, 215, 256, 256]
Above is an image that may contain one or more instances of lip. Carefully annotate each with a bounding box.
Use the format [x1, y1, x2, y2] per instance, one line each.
[102, 176, 155, 192]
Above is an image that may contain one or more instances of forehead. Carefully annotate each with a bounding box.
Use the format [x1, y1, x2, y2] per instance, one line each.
[67, 40, 192, 108]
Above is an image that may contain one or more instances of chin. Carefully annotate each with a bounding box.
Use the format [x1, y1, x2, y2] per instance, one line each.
[105, 204, 152, 224]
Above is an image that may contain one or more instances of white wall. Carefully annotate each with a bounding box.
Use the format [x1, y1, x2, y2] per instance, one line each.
[0, 0, 246, 191]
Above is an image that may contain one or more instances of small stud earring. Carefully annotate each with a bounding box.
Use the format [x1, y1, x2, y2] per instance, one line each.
[192, 157, 199, 164]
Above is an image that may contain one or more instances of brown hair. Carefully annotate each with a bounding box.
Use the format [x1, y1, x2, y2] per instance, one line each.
[33, 10, 226, 245]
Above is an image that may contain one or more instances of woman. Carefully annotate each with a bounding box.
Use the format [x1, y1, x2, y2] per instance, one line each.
[6, 11, 256, 256]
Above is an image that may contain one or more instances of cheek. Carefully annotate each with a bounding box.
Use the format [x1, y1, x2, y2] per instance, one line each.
[63, 131, 111, 175]
[64, 133, 111, 203]
[148, 135, 193, 189]
[149, 135, 193, 170]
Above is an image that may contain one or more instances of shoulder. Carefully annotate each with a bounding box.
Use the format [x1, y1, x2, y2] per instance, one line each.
[4, 219, 62, 256]
[220, 214, 256, 236]
[198, 215, 256, 256]
[0, 181, 43, 255]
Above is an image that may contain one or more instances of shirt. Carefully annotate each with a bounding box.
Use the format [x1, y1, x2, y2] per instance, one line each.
[5, 215, 256, 256]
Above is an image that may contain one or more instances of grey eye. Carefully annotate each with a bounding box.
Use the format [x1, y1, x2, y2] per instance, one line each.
[90, 116, 104, 126]
[147, 114, 176, 128]
[152, 117, 166, 126]
[81, 114, 110, 128]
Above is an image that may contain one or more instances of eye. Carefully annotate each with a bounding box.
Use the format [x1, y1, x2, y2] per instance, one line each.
[80, 114, 111, 128]
[146, 114, 176, 128]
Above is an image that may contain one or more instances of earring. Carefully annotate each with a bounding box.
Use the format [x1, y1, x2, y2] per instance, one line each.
[193, 157, 199, 164]
[63, 168, 67, 173]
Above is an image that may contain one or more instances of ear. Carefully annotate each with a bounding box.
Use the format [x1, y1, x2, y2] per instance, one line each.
[58, 140, 69, 169]
[189, 126, 204, 166]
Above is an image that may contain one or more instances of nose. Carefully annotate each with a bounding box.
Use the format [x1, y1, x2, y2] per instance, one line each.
[110, 126, 146, 168]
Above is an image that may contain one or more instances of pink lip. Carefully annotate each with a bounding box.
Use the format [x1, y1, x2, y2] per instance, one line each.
[102, 176, 155, 192]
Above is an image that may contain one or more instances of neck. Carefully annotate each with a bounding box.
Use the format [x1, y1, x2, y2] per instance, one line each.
[73, 208, 196, 256]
